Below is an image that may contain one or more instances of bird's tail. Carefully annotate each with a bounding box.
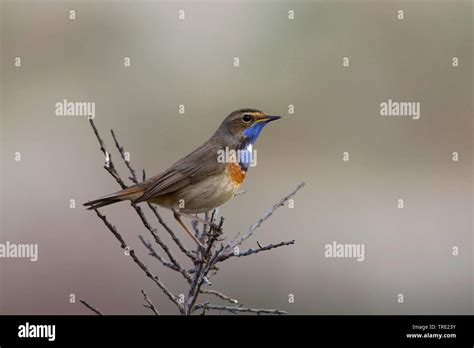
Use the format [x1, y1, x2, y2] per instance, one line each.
[83, 185, 145, 210]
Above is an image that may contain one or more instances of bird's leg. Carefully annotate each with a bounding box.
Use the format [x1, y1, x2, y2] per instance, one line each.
[174, 211, 222, 235]
[173, 211, 206, 249]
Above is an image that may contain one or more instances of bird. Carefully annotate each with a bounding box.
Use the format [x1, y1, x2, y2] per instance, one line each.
[84, 108, 281, 247]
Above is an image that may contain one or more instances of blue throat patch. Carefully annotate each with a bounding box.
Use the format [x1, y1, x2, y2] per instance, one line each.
[242, 122, 267, 144]
[238, 122, 267, 171]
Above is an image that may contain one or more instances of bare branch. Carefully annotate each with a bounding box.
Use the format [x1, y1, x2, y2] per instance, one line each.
[141, 290, 160, 315]
[193, 303, 286, 315]
[132, 204, 178, 264]
[201, 289, 238, 304]
[204, 209, 218, 239]
[186, 219, 225, 314]
[80, 299, 104, 315]
[227, 182, 305, 249]
[139, 235, 201, 285]
[93, 209, 185, 314]
[188, 245, 225, 312]
[218, 240, 295, 263]
[89, 119, 127, 189]
[110, 129, 138, 184]
[147, 203, 197, 262]
[191, 220, 200, 237]
[131, 202, 192, 283]
[139, 235, 179, 271]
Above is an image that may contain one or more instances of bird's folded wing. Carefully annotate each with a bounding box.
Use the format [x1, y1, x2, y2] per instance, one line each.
[136, 139, 225, 202]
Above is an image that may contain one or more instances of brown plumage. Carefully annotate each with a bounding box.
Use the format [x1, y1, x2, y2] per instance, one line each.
[84, 108, 280, 214]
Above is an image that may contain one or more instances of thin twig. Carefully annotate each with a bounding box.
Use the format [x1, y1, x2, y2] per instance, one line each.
[80, 299, 104, 315]
[186, 218, 225, 314]
[191, 220, 200, 237]
[189, 244, 225, 311]
[141, 290, 160, 315]
[218, 240, 295, 263]
[132, 203, 179, 266]
[94, 209, 185, 314]
[111, 129, 138, 184]
[89, 119, 127, 189]
[227, 182, 305, 249]
[203, 209, 218, 241]
[201, 289, 238, 304]
[139, 236, 179, 271]
[132, 203, 192, 282]
[193, 303, 286, 315]
[147, 203, 197, 262]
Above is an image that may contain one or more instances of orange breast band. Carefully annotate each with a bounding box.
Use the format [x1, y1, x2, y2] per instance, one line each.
[227, 162, 246, 185]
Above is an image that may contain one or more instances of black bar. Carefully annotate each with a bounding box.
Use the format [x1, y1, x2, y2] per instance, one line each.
[0, 315, 472, 345]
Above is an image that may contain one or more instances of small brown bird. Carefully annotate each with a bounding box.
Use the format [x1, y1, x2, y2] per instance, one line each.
[84, 108, 280, 246]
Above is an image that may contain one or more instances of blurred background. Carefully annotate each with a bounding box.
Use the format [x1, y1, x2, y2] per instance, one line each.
[0, 0, 472, 314]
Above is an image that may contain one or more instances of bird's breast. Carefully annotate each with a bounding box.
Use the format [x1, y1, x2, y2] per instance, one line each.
[150, 165, 244, 214]
[226, 162, 246, 185]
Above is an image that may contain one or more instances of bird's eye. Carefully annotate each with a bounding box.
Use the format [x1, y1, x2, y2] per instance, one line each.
[242, 114, 252, 123]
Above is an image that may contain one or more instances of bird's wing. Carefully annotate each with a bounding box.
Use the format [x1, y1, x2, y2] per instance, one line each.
[136, 139, 226, 202]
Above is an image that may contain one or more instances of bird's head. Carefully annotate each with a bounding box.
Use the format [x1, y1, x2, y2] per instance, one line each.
[218, 108, 281, 145]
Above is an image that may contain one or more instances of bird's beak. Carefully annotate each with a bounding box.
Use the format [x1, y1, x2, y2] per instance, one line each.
[256, 115, 281, 123]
